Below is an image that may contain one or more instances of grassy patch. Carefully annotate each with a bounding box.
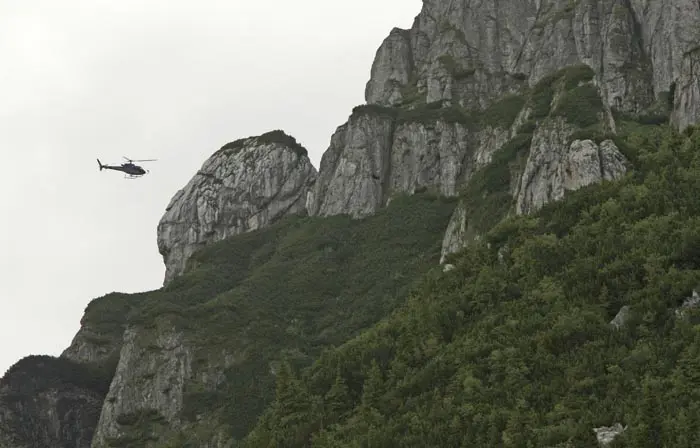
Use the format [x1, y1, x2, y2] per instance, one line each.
[552, 84, 604, 128]
[350, 104, 399, 120]
[1, 354, 113, 397]
[459, 131, 534, 235]
[396, 101, 475, 126]
[399, 79, 425, 106]
[217, 130, 308, 158]
[107, 409, 167, 447]
[479, 94, 527, 129]
[529, 64, 597, 121]
[437, 54, 475, 80]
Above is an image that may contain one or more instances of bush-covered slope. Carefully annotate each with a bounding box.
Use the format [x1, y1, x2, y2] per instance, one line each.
[243, 123, 700, 447]
[0, 355, 111, 448]
[78, 192, 457, 445]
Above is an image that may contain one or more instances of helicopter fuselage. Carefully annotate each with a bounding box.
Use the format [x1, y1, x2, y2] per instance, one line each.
[98, 157, 153, 178]
[119, 163, 146, 175]
[101, 163, 145, 175]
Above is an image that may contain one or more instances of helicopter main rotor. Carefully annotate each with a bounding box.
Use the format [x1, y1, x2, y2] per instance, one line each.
[123, 156, 157, 164]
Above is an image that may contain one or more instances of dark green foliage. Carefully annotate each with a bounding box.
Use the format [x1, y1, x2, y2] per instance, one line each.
[437, 54, 475, 79]
[552, 84, 603, 128]
[529, 64, 598, 121]
[1, 355, 113, 397]
[97, 192, 455, 443]
[0, 355, 110, 448]
[350, 104, 398, 120]
[243, 124, 700, 447]
[396, 101, 474, 126]
[217, 130, 308, 157]
[459, 131, 533, 236]
[479, 94, 527, 129]
[107, 409, 167, 447]
[80, 292, 140, 346]
[530, 73, 557, 119]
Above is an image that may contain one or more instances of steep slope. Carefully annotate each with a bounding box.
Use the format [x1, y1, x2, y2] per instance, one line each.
[243, 120, 700, 448]
[310, 0, 699, 254]
[3, 1, 700, 446]
[0, 356, 111, 448]
[82, 192, 454, 447]
[365, 0, 698, 121]
[157, 130, 317, 284]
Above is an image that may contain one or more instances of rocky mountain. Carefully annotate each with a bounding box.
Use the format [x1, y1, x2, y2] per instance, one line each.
[157, 130, 317, 284]
[3, 0, 700, 447]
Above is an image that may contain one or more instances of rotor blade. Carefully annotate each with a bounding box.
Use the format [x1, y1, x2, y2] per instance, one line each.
[130, 159, 157, 162]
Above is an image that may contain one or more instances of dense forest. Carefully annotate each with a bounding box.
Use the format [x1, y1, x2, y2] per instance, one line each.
[242, 120, 700, 447]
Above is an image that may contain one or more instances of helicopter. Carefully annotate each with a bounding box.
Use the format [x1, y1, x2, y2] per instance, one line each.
[97, 157, 157, 179]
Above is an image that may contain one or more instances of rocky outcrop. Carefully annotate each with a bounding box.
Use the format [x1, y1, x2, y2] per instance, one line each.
[365, 28, 414, 106]
[308, 105, 520, 218]
[515, 120, 628, 215]
[157, 130, 317, 284]
[593, 423, 627, 446]
[364, 0, 700, 129]
[90, 327, 192, 447]
[307, 111, 395, 218]
[0, 356, 108, 448]
[672, 48, 700, 131]
[610, 305, 632, 329]
[440, 199, 468, 264]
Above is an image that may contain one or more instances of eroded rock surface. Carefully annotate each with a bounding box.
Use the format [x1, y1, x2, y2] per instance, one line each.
[365, 0, 700, 129]
[307, 112, 395, 218]
[157, 131, 317, 284]
[516, 119, 628, 215]
[90, 326, 193, 447]
[0, 356, 108, 448]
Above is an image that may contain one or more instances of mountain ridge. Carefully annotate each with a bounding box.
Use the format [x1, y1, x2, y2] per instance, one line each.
[3, 1, 700, 446]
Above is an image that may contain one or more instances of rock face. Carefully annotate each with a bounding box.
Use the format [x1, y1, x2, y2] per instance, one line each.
[90, 327, 192, 447]
[593, 423, 627, 446]
[515, 120, 628, 215]
[365, 0, 700, 127]
[0, 356, 108, 448]
[307, 109, 509, 218]
[312, 0, 700, 234]
[157, 130, 317, 284]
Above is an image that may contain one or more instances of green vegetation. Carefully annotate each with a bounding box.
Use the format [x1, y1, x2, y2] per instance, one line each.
[352, 101, 475, 127]
[241, 122, 700, 447]
[459, 131, 533, 237]
[478, 94, 527, 129]
[395, 100, 474, 126]
[217, 130, 308, 157]
[553, 84, 603, 128]
[107, 409, 167, 447]
[529, 64, 598, 121]
[437, 54, 475, 80]
[350, 104, 398, 120]
[0, 355, 113, 398]
[90, 192, 456, 443]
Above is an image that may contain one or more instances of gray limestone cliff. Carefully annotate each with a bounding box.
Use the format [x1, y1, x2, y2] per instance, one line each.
[364, 0, 700, 123]
[310, 0, 700, 261]
[157, 130, 317, 284]
[4, 1, 700, 447]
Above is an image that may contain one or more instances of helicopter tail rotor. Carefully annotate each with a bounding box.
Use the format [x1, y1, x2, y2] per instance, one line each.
[97, 159, 104, 170]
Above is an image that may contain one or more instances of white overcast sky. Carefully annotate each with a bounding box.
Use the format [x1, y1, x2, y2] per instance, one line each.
[0, 0, 421, 376]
